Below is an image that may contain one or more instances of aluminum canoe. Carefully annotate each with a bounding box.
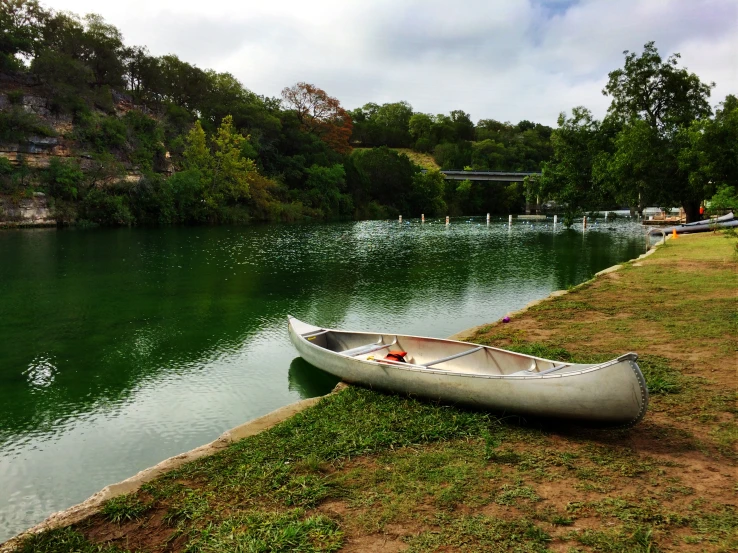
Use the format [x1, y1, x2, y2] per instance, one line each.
[288, 316, 648, 426]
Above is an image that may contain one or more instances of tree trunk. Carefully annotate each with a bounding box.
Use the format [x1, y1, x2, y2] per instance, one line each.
[683, 200, 701, 223]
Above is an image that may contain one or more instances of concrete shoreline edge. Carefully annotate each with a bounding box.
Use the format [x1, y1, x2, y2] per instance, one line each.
[1, 238, 666, 550]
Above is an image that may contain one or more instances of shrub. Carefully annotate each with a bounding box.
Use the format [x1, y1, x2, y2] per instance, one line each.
[79, 187, 133, 226]
[74, 113, 127, 153]
[128, 173, 175, 225]
[414, 137, 433, 153]
[0, 108, 55, 143]
[123, 110, 166, 172]
[44, 158, 84, 201]
[7, 90, 24, 105]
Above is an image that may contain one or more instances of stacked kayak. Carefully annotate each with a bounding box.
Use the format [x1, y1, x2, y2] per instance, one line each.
[654, 211, 735, 235]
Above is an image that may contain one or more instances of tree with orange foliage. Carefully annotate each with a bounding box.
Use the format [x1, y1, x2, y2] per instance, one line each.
[281, 82, 352, 154]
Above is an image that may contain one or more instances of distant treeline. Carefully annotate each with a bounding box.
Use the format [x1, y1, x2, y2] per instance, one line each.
[0, 1, 554, 226]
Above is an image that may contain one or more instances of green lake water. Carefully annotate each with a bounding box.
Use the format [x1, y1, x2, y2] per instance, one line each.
[0, 217, 646, 541]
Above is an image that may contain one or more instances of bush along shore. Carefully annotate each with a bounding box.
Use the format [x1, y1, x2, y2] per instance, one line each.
[6, 232, 737, 553]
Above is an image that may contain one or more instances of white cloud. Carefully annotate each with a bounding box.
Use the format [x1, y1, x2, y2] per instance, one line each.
[43, 0, 738, 125]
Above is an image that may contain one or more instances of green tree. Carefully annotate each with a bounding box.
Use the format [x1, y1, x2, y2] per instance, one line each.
[602, 41, 714, 221]
[707, 184, 738, 214]
[409, 112, 434, 152]
[304, 164, 349, 217]
[81, 14, 125, 88]
[350, 146, 419, 214]
[684, 95, 738, 192]
[180, 116, 256, 217]
[32, 12, 95, 112]
[470, 139, 506, 170]
[449, 110, 475, 141]
[374, 101, 413, 147]
[211, 115, 254, 202]
[410, 169, 446, 216]
[540, 107, 607, 226]
[0, 0, 47, 70]
[182, 120, 210, 170]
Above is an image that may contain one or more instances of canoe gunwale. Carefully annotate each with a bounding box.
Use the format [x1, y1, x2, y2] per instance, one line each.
[289, 317, 638, 381]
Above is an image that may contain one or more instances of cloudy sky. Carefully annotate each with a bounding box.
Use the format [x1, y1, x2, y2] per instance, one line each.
[45, 0, 737, 126]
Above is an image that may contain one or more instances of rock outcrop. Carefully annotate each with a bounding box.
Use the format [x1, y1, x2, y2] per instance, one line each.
[0, 194, 55, 227]
[0, 84, 168, 226]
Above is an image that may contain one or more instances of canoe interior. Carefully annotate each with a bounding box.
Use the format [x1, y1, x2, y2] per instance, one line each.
[306, 330, 586, 377]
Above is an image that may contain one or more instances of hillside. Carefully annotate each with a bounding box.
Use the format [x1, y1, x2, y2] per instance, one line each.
[0, 1, 554, 228]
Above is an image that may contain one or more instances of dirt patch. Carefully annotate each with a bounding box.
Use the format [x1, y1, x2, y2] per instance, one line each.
[340, 534, 408, 552]
[82, 510, 176, 553]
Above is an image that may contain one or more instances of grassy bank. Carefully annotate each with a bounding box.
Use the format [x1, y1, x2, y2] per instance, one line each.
[11, 233, 737, 552]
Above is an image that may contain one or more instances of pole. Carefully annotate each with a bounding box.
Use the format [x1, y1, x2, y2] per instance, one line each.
[583, 215, 587, 230]
[446, 216, 450, 226]
[421, 214, 425, 223]
[554, 214, 557, 226]
[399, 215, 402, 223]
[508, 214, 513, 226]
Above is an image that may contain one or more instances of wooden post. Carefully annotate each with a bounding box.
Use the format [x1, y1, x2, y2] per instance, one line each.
[583, 215, 587, 230]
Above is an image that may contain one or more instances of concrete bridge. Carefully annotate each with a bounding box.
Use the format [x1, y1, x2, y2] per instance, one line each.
[440, 171, 540, 182]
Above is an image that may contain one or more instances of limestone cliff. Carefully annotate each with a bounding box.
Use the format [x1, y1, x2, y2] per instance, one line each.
[0, 82, 171, 226]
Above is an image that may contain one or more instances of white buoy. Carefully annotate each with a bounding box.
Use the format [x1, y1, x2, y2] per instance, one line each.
[554, 214, 558, 226]
[486, 213, 490, 224]
[399, 215, 402, 223]
[421, 213, 425, 223]
[508, 214, 513, 226]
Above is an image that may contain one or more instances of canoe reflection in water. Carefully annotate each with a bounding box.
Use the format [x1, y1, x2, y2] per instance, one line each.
[288, 357, 341, 399]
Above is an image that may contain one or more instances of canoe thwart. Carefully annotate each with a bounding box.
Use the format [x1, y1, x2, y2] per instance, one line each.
[341, 337, 398, 358]
[423, 346, 484, 367]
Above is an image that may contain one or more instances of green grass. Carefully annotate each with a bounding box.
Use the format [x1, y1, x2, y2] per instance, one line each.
[495, 482, 541, 506]
[405, 514, 551, 553]
[99, 494, 152, 524]
[184, 509, 343, 553]
[637, 355, 683, 395]
[568, 525, 658, 552]
[689, 503, 738, 548]
[162, 488, 212, 526]
[15, 527, 123, 553]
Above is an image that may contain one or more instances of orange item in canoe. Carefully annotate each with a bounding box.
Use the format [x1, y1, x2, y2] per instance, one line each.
[384, 351, 407, 362]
